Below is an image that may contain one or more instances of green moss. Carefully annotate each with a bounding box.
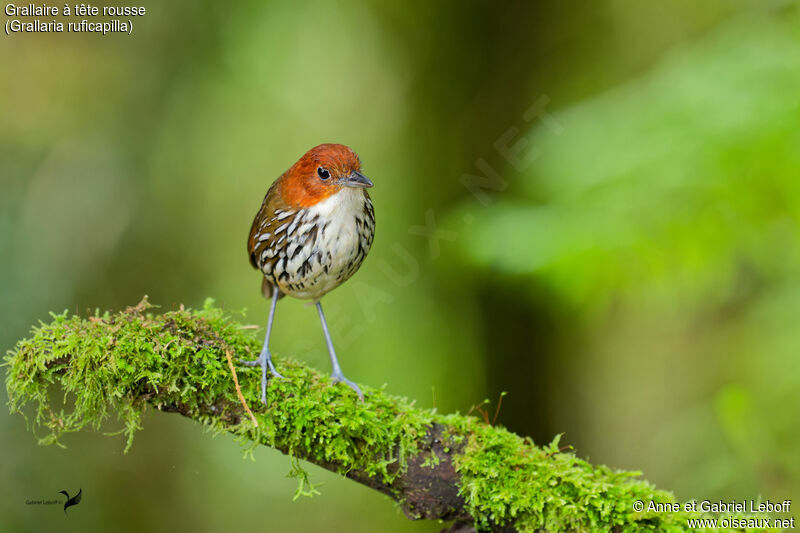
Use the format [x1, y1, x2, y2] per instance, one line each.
[4, 297, 432, 484]
[4, 298, 778, 532]
[441, 414, 776, 532]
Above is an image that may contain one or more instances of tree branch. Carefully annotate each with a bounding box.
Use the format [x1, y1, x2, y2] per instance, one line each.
[4, 298, 754, 532]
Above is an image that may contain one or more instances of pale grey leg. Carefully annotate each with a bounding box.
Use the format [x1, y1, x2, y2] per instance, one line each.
[241, 285, 285, 404]
[316, 301, 364, 400]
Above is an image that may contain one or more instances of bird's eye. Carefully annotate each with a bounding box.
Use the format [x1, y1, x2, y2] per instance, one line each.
[317, 167, 331, 180]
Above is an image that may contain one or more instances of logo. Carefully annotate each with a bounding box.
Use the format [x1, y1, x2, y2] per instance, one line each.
[58, 488, 82, 515]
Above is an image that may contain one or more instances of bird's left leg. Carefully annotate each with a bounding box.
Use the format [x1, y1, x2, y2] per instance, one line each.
[316, 301, 364, 400]
[240, 285, 285, 404]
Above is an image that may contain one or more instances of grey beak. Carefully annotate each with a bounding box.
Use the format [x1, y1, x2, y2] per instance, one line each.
[343, 170, 374, 188]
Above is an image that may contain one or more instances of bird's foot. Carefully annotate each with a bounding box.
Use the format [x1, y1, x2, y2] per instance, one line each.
[240, 349, 285, 404]
[331, 372, 364, 401]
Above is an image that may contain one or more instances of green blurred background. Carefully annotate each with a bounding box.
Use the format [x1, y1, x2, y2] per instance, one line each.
[2, 1, 799, 531]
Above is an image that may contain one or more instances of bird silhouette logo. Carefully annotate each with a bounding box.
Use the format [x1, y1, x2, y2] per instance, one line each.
[58, 488, 81, 515]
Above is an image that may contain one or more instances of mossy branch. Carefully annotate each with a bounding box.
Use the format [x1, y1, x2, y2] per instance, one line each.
[4, 298, 771, 532]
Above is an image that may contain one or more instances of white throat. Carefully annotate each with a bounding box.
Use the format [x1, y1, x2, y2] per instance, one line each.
[309, 187, 366, 218]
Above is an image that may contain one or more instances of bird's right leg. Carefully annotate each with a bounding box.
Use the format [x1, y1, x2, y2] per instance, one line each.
[240, 285, 285, 404]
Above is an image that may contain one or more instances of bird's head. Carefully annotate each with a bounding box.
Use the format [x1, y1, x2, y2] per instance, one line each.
[279, 143, 373, 208]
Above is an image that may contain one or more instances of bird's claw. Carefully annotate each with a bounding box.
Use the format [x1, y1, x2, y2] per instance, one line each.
[331, 372, 364, 401]
[265, 357, 286, 380]
[239, 350, 285, 405]
[239, 354, 285, 378]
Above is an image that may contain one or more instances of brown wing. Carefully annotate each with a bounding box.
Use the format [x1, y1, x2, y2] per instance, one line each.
[248, 182, 276, 269]
[248, 181, 290, 300]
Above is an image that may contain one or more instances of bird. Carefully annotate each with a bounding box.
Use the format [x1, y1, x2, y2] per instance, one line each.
[58, 488, 82, 515]
[242, 143, 375, 404]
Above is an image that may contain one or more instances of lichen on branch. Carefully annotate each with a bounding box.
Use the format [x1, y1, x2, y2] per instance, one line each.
[3, 298, 772, 532]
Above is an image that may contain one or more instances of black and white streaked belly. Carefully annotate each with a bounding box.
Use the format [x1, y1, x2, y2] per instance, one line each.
[253, 188, 375, 301]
